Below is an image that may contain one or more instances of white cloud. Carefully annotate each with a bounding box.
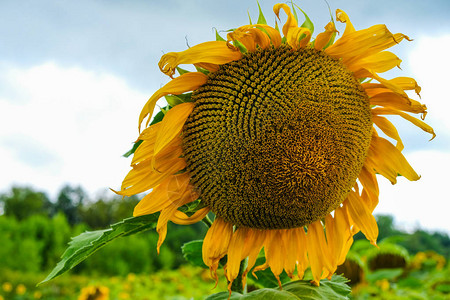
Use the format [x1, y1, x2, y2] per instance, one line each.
[409, 34, 450, 133]
[0, 62, 148, 198]
[373, 35, 450, 234]
[375, 150, 450, 233]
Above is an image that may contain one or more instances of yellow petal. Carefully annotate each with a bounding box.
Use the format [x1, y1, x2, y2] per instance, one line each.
[372, 107, 435, 139]
[226, 227, 249, 286]
[346, 33, 411, 67]
[314, 22, 337, 50]
[273, 3, 298, 38]
[260, 230, 284, 287]
[156, 221, 168, 254]
[389, 76, 421, 96]
[138, 72, 207, 131]
[157, 185, 198, 252]
[159, 41, 242, 77]
[366, 135, 420, 183]
[358, 165, 379, 210]
[368, 91, 427, 114]
[346, 192, 378, 246]
[336, 9, 355, 35]
[154, 102, 194, 157]
[227, 26, 272, 52]
[326, 25, 394, 60]
[306, 221, 332, 285]
[202, 218, 233, 283]
[365, 72, 410, 99]
[170, 207, 210, 225]
[132, 173, 191, 216]
[154, 138, 183, 171]
[325, 214, 338, 269]
[286, 27, 312, 49]
[349, 51, 402, 75]
[242, 229, 266, 286]
[333, 207, 354, 265]
[131, 139, 155, 166]
[138, 122, 161, 141]
[292, 227, 308, 279]
[118, 158, 186, 196]
[280, 229, 297, 278]
[372, 115, 404, 151]
[256, 24, 282, 48]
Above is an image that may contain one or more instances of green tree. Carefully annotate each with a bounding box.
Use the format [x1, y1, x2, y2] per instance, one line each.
[54, 185, 86, 225]
[0, 186, 52, 220]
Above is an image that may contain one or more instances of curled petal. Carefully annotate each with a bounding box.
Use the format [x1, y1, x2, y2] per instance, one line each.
[158, 41, 242, 77]
[314, 22, 337, 50]
[336, 9, 355, 35]
[273, 3, 298, 38]
[170, 207, 210, 225]
[372, 107, 435, 139]
[390, 77, 421, 96]
[368, 90, 427, 115]
[286, 27, 312, 49]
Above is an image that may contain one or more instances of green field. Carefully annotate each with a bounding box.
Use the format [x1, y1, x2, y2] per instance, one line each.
[0, 186, 449, 299]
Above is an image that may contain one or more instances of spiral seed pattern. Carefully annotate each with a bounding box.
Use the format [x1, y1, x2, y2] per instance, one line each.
[182, 46, 372, 229]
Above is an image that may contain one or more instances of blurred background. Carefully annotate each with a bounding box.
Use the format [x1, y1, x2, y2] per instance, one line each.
[0, 0, 449, 299]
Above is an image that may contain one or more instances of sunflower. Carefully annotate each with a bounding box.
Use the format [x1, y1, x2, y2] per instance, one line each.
[116, 3, 434, 291]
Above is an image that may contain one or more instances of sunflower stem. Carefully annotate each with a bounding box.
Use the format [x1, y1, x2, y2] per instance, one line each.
[230, 258, 248, 294]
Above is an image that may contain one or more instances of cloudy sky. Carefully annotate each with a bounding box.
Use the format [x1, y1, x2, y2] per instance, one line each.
[1, 0, 449, 233]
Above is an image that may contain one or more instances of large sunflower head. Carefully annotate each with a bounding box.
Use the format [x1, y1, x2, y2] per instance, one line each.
[116, 3, 435, 291]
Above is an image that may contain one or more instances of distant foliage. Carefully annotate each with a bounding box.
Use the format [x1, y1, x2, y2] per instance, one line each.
[0, 186, 52, 220]
[0, 186, 207, 276]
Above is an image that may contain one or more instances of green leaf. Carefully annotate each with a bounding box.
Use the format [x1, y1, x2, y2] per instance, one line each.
[257, 2, 267, 25]
[165, 95, 184, 107]
[165, 93, 193, 106]
[249, 257, 291, 288]
[206, 292, 244, 300]
[294, 4, 314, 35]
[206, 275, 351, 300]
[40, 213, 159, 284]
[290, 1, 299, 23]
[206, 289, 298, 300]
[233, 40, 248, 53]
[195, 65, 210, 75]
[122, 140, 143, 158]
[150, 105, 171, 125]
[215, 28, 226, 42]
[176, 66, 190, 75]
[182, 240, 207, 268]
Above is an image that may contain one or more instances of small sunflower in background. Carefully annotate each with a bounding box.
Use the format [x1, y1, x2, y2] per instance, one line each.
[78, 285, 109, 300]
[116, 2, 434, 292]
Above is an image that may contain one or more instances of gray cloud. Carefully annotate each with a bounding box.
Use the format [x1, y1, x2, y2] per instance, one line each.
[1, 0, 449, 91]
